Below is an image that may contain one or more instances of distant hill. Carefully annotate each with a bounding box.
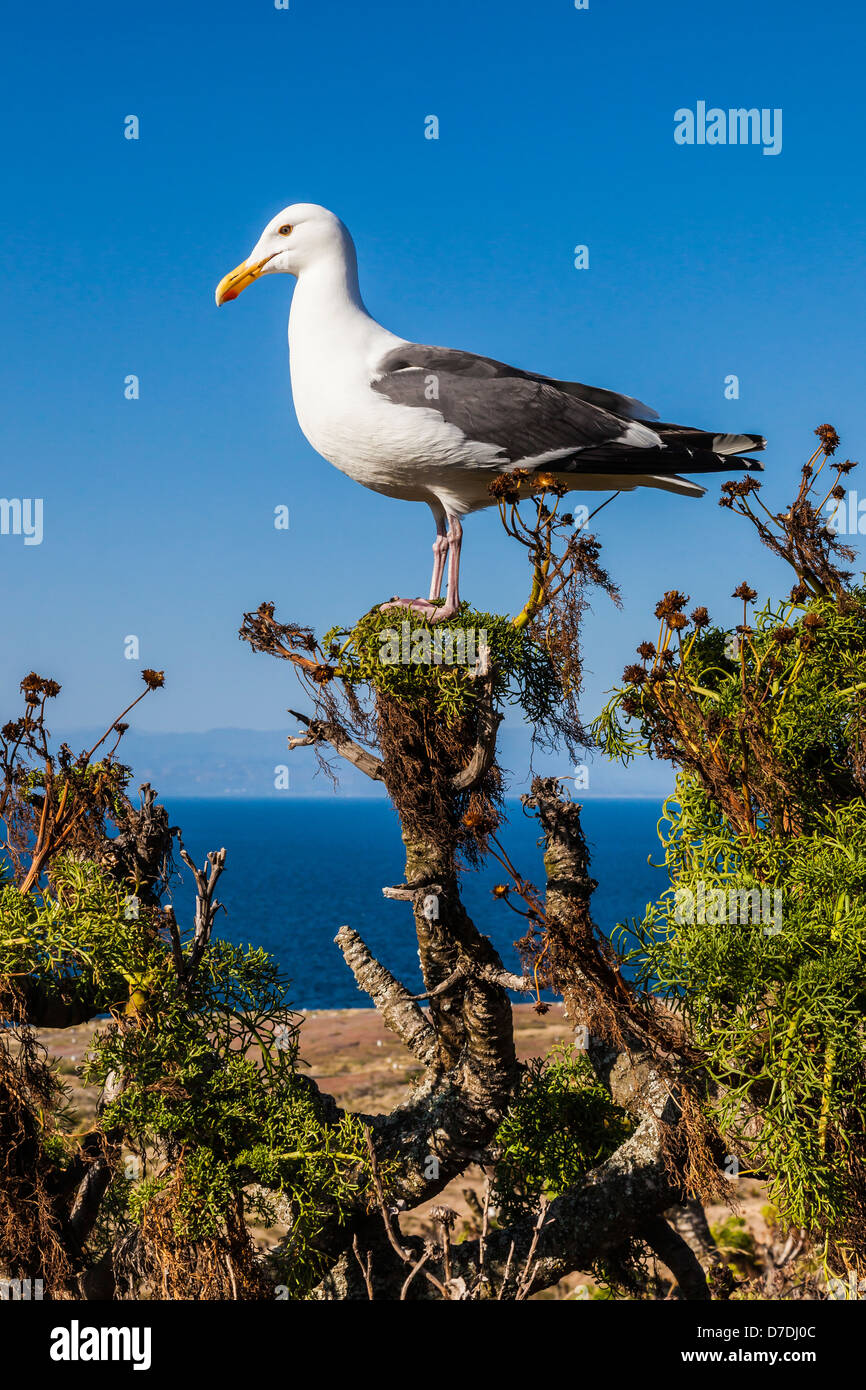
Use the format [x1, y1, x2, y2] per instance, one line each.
[56, 721, 673, 801]
[56, 726, 374, 798]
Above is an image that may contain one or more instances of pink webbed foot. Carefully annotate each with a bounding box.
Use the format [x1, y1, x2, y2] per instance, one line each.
[378, 597, 461, 624]
[381, 510, 463, 625]
[427, 601, 459, 624]
[379, 597, 445, 620]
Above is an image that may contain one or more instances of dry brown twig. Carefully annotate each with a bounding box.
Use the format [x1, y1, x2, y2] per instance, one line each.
[361, 1126, 450, 1300]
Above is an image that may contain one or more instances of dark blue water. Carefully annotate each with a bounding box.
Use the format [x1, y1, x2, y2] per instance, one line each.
[163, 798, 668, 1010]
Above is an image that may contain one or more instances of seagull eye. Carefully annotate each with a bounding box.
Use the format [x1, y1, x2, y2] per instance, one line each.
[278, 224, 293, 236]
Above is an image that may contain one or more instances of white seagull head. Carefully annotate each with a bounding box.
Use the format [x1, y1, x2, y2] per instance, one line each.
[215, 203, 353, 305]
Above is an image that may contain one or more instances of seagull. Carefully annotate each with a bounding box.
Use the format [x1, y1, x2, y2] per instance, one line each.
[216, 204, 765, 622]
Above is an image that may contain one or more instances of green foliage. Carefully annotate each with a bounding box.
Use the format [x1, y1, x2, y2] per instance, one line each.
[595, 575, 866, 1250]
[0, 857, 156, 1017]
[575, 1280, 615, 1300]
[91, 1002, 377, 1294]
[0, 857, 388, 1298]
[595, 590, 866, 832]
[322, 603, 561, 725]
[618, 784, 866, 1234]
[762, 1201, 781, 1229]
[491, 1043, 632, 1223]
[711, 1215, 759, 1279]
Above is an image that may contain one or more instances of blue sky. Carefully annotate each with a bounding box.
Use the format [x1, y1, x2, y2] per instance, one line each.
[2, 0, 865, 789]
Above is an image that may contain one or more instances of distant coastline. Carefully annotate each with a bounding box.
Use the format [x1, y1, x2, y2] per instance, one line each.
[57, 726, 674, 802]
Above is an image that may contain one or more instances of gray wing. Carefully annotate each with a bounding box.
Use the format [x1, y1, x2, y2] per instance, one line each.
[373, 342, 659, 421]
[371, 343, 765, 476]
[371, 343, 658, 466]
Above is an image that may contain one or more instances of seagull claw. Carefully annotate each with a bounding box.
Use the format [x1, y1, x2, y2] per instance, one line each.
[428, 602, 459, 624]
[379, 597, 448, 621]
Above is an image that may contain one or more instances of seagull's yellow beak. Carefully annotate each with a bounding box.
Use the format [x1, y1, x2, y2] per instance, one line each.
[215, 257, 268, 306]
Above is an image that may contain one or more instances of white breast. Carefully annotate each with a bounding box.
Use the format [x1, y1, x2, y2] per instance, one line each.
[286, 267, 497, 503]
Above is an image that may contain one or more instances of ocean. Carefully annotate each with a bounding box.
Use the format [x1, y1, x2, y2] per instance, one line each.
[162, 797, 669, 1010]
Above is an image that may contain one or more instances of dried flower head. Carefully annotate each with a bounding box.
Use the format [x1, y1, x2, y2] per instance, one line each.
[20, 673, 51, 702]
[720, 477, 761, 499]
[654, 590, 689, 620]
[429, 1205, 458, 1229]
[488, 473, 521, 503]
[815, 423, 840, 455]
[690, 606, 710, 628]
[141, 669, 165, 690]
[732, 583, 758, 603]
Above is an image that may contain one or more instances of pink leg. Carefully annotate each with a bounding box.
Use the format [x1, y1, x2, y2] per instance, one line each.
[380, 508, 451, 620]
[429, 513, 462, 623]
[429, 514, 449, 600]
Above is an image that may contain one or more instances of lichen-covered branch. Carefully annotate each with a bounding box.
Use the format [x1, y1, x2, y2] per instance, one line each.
[450, 679, 503, 791]
[640, 1215, 710, 1300]
[335, 925, 438, 1067]
[287, 709, 384, 781]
